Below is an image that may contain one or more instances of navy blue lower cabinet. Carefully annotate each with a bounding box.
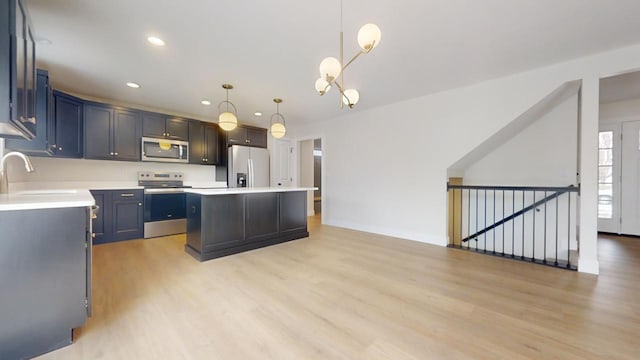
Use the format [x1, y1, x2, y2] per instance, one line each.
[0, 207, 90, 359]
[90, 189, 143, 244]
[185, 191, 309, 261]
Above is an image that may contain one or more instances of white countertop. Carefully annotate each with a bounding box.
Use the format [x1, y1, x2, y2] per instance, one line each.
[185, 187, 316, 195]
[0, 189, 96, 211]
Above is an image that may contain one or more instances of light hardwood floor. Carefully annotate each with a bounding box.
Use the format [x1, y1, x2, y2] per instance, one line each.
[39, 218, 640, 359]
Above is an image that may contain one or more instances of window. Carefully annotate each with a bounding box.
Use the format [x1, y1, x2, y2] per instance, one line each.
[598, 131, 614, 219]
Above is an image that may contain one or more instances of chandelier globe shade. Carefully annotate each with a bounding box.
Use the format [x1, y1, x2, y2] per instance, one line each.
[342, 89, 360, 107]
[319, 57, 342, 81]
[315, 78, 331, 95]
[357, 23, 382, 51]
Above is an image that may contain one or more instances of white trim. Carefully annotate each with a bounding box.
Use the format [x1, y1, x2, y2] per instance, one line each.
[578, 258, 600, 275]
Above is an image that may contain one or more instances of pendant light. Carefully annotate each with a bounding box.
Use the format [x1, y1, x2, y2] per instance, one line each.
[270, 98, 286, 139]
[314, 0, 381, 109]
[218, 84, 238, 131]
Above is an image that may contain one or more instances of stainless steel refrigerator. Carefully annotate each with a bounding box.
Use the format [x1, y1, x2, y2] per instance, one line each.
[228, 145, 270, 187]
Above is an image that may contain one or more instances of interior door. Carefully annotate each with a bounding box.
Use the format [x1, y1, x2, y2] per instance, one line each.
[273, 139, 293, 187]
[620, 120, 640, 235]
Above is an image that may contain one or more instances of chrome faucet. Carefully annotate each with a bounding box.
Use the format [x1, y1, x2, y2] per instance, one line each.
[1, 151, 35, 194]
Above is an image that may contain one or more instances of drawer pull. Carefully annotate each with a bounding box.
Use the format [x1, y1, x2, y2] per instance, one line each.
[120, 193, 135, 197]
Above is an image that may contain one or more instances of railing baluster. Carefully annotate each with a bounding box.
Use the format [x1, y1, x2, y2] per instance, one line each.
[521, 191, 525, 260]
[484, 189, 487, 253]
[467, 189, 471, 250]
[555, 193, 559, 266]
[532, 191, 536, 262]
[544, 191, 547, 264]
[512, 190, 515, 258]
[502, 190, 505, 256]
[493, 190, 496, 254]
[475, 189, 479, 251]
[460, 188, 463, 249]
[567, 192, 571, 268]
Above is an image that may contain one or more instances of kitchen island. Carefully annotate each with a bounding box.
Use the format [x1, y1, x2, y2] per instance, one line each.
[184, 187, 314, 261]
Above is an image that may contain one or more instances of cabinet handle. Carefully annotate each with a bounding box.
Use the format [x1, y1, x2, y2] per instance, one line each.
[51, 144, 57, 149]
[114, 152, 119, 156]
[138, 202, 142, 206]
[120, 193, 135, 197]
[245, 139, 250, 143]
[58, 147, 63, 151]
[91, 233, 96, 239]
[163, 132, 167, 136]
[166, 133, 170, 136]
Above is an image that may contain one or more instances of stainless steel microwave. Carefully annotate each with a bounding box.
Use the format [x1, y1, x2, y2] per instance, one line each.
[141, 137, 189, 163]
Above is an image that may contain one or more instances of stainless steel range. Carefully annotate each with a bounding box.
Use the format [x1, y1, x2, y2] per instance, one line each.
[138, 171, 189, 238]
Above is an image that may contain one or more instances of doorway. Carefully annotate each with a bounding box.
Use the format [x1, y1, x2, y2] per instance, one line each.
[598, 70, 640, 236]
[298, 138, 322, 221]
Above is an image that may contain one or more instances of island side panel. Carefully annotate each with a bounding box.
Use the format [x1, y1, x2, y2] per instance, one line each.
[279, 191, 308, 234]
[185, 193, 202, 257]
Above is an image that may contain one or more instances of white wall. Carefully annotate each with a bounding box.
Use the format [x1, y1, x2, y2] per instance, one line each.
[600, 97, 640, 122]
[463, 94, 579, 186]
[299, 140, 314, 215]
[289, 43, 640, 274]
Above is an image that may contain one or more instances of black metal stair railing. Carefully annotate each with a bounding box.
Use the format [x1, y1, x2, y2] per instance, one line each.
[447, 184, 579, 270]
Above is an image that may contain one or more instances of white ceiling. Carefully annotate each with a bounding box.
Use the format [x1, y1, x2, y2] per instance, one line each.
[25, 0, 640, 127]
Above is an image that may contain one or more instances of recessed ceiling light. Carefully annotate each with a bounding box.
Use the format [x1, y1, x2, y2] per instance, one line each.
[201, 100, 211, 106]
[147, 36, 165, 46]
[126, 82, 140, 88]
[254, 112, 262, 116]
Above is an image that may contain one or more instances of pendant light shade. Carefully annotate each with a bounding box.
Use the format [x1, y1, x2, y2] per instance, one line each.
[217, 84, 238, 131]
[319, 57, 342, 81]
[269, 98, 286, 139]
[218, 111, 238, 131]
[342, 88, 360, 108]
[357, 23, 382, 51]
[270, 122, 286, 139]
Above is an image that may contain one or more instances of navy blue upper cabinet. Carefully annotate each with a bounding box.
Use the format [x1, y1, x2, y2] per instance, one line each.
[189, 120, 220, 165]
[84, 104, 113, 160]
[5, 69, 53, 155]
[52, 91, 84, 158]
[0, 0, 36, 139]
[142, 112, 188, 141]
[225, 125, 267, 148]
[114, 109, 142, 161]
[85, 103, 141, 161]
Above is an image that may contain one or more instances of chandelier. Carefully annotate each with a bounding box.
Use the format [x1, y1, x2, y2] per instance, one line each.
[314, 1, 381, 108]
